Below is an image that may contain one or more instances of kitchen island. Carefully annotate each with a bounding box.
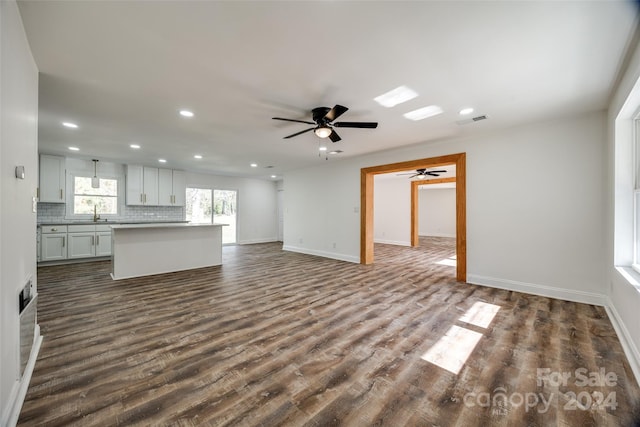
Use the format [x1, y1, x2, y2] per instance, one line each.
[110, 223, 226, 280]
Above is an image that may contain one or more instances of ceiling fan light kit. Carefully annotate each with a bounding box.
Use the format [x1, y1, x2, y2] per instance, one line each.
[273, 104, 378, 146]
[314, 125, 332, 138]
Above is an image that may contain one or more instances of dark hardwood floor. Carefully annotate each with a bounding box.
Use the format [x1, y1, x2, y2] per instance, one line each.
[18, 238, 640, 426]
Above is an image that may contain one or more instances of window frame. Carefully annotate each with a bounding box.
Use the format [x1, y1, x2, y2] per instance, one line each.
[633, 118, 640, 275]
[65, 171, 123, 220]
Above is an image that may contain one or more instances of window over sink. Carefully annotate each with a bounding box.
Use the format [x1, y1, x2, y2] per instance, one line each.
[73, 176, 118, 215]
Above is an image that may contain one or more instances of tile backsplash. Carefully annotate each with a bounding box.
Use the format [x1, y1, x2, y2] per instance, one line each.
[37, 203, 185, 223]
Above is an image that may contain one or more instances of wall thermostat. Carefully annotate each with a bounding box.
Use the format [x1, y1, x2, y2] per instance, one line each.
[15, 166, 25, 179]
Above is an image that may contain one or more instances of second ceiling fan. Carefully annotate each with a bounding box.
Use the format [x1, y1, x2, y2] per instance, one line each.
[272, 104, 378, 142]
[398, 168, 448, 178]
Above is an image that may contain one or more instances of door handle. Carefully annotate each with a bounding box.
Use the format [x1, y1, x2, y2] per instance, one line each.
[62, 237, 65, 247]
[60, 189, 63, 199]
[91, 235, 95, 246]
[96, 235, 99, 245]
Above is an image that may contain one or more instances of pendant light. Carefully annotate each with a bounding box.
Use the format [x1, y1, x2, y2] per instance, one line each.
[91, 159, 100, 188]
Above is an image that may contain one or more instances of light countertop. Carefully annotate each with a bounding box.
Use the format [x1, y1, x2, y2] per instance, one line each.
[110, 223, 227, 230]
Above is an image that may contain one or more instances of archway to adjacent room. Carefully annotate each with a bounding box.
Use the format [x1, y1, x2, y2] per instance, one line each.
[361, 153, 466, 282]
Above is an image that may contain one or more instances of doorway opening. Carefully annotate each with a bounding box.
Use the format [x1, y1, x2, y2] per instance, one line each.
[361, 153, 466, 282]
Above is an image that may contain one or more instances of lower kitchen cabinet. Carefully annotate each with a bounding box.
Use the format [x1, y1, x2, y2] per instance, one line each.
[68, 224, 112, 259]
[96, 231, 112, 256]
[40, 225, 68, 261]
[39, 224, 112, 262]
[68, 232, 95, 259]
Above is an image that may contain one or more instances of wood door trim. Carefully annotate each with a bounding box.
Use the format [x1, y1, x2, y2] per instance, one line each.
[410, 177, 457, 247]
[361, 153, 466, 282]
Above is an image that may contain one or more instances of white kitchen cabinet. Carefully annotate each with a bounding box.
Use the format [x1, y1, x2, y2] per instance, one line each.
[95, 225, 112, 256]
[172, 170, 186, 206]
[68, 224, 112, 258]
[68, 232, 95, 259]
[40, 225, 67, 261]
[126, 165, 158, 205]
[39, 154, 65, 203]
[158, 169, 186, 206]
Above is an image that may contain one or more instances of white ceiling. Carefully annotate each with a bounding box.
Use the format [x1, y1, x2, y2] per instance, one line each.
[17, 1, 638, 179]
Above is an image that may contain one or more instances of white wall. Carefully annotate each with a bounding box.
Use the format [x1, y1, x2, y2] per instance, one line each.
[284, 111, 607, 302]
[1, 0, 40, 424]
[419, 188, 456, 238]
[185, 172, 278, 244]
[373, 176, 411, 246]
[606, 34, 640, 384]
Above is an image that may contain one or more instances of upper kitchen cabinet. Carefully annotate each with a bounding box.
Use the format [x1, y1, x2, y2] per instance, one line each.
[158, 169, 186, 206]
[125, 165, 159, 205]
[39, 154, 65, 203]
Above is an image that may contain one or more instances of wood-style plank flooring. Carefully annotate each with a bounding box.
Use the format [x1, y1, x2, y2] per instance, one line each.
[19, 238, 640, 426]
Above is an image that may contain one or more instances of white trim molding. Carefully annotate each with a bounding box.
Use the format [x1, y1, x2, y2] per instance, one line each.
[282, 245, 359, 264]
[373, 239, 411, 246]
[604, 299, 640, 388]
[4, 330, 42, 427]
[467, 274, 609, 306]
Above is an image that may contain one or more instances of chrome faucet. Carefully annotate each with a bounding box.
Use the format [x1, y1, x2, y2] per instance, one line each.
[93, 205, 101, 222]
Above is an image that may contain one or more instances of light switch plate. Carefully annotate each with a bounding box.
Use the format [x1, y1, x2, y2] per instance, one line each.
[32, 197, 37, 213]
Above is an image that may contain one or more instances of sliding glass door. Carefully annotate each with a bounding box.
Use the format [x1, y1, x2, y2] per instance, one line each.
[213, 190, 236, 244]
[186, 188, 237, 244]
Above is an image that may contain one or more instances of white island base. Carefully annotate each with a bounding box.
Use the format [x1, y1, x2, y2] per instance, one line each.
[110, 223, 225, 280]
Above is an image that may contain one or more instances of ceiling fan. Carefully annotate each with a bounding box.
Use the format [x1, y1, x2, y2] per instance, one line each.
[272, 104, 378, 142]
[398, 168, 447, 178]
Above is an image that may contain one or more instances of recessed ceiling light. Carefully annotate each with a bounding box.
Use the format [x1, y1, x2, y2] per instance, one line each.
[459, 107, 474, 115]
[194, 154, 202, 159]
[319, 146, 328, 151]
[68, 146, 80, 151]
[250, 163, 258, 167]
[179, 110, 194, 118]
[374, 85, 418, 108]
[329, 150, 343, 155]
[130, 144, 141, 149]
[158, 159, 167, 163]
[62, 122, 78, 128]
[403, 105, 444, 121]
[271, 175, 277, 179]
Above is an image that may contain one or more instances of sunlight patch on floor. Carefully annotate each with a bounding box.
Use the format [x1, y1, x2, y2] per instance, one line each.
[421, 325, 483, 374]
[459, 301, 500, 329]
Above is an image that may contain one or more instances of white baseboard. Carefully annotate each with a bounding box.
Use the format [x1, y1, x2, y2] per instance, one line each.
[373, 239, 411, 246]
[467, 274, 609, 306]
[604, 299, 640, 388]
[418, 233, 456, 238]
[236, 238, 278, 245]
[4, 328, 42, 427]
[282, 245, 359, 264]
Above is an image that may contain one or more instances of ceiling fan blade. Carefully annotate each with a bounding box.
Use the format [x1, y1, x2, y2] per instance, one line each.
[329, 129, 341, 142]
[324, 105, 349, 122]
[408, 174, 419, 178]
[334, 121, 378, 129]
[427, 170, 447, 173]
[273, 117, 316, 125]
[283, 127, 315, 139]
[424, 172, 440, 176]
